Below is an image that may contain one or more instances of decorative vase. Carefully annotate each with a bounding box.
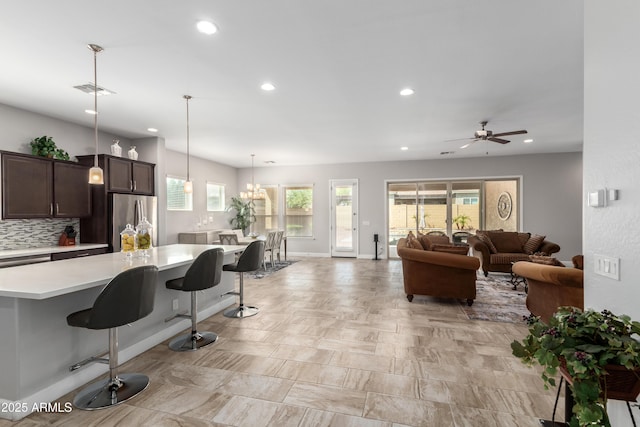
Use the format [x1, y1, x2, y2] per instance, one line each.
[110, 140, 122, 157]
[128, 146, 138, 160]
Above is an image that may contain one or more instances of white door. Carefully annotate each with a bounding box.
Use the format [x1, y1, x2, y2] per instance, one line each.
[330, 179, 358, 257]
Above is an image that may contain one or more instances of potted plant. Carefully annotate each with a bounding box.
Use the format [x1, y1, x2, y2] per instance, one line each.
[511, 307, 640, 427]
[453, 213, 471, 230]
[29, 135, 70, 160]
[227, 196, 255, 236]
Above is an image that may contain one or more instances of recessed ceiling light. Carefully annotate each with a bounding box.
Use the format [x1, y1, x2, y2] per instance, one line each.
[524, 139, 533, 143]
[460, 143, 471, 149]
[196, 21, 218, 35]
[400, 88, 414, 96]
[261, 82, 275, 91]
[147, 128, 158, 133]
[85, 109, 97, 115]
[400, 146, 409, 151]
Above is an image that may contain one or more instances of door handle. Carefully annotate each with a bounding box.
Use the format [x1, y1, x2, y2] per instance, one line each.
[50, 203, 53, 216]
[133, 181, 137, 191]
[56, 203, 59, 215]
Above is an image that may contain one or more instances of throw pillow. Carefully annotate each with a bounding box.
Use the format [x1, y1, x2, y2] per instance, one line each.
[431, 244, 470, 256]
[517, 232, 531, 247]
[572, 254, 584, 270]
[488, 231, 523, 253]
[529, 254, 564, 267]
[476, 233, 498, 253]
[406, 232, 424, 250]
[523, 234, 546, 254]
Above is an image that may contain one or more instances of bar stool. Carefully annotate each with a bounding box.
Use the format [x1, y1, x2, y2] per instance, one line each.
[165, 248, 224, 351]
[223, 240, 265, 318]
[67, 265, 158, 410]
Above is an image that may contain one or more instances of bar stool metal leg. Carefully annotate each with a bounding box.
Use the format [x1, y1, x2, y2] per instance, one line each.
[224, 272, 259, 318]
[73, 328, 149, 410]
[169, 291, 218, 351]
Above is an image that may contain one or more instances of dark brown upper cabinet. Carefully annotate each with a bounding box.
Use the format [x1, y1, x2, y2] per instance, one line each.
[77, 155, 155, 195]
[1, 152, 91, 219]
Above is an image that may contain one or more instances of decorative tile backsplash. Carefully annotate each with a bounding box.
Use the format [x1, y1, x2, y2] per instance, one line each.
[0, 218, 80, 250]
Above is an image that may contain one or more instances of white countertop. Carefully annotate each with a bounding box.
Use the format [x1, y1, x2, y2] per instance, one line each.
[0, 243, 109, 260]
[0, 244, 245, 300]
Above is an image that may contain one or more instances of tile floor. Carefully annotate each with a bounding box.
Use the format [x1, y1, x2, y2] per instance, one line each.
[5, 257, 564, 426]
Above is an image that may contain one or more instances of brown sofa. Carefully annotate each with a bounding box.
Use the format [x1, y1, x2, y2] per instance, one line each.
[468, 230, 560, 277]
[512, 260, 584, 323]
[397, 236, 480, 306]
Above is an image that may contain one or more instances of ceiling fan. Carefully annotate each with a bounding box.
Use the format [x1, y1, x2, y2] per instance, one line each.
[448, 121, 528, 149]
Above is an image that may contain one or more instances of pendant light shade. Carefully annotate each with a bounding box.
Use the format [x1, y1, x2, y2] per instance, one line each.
[183, 95, 193, 193]
[88, 44, 104, 185]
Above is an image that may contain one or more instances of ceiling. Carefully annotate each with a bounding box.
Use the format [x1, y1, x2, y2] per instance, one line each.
[0, 1, 584, 168]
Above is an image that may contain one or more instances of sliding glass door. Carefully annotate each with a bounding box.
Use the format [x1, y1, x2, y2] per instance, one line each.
[387, 178, 518, 257]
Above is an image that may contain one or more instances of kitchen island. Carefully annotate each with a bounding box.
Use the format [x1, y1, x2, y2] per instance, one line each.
[0, 244, 245, 420]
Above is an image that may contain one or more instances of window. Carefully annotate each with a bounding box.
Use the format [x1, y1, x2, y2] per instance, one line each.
[206, 182, 225, 211]
[166, 176, 193, 211]
[253, 185, 279, 231]
[284, 185, 313, 237]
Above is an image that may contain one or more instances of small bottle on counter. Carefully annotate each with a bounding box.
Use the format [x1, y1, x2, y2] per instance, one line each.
[120, 224, 137, 257]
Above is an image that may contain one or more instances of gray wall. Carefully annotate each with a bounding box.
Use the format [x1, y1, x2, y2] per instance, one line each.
[239, 152, 583, 260]
[0, 103, 583, 263]
[584, 3, 640, 422]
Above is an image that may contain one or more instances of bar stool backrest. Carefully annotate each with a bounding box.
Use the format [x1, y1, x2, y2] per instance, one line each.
[182, 248, 224, 292]
[235, 240, 265, 272]
[87, 265, 158, 330]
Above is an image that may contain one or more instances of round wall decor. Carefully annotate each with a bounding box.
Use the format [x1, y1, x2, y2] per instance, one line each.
[497, 192, 512, 220]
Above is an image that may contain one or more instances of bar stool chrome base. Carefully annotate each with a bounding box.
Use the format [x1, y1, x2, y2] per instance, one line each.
[224, 304, 259, 318]
[169, 331, 218, 351]
[73, 373, 149, 410]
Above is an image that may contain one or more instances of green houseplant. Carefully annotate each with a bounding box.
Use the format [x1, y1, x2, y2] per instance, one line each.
[511, 307, 640, 427]
[453, 213, 472, 230]
[29, 135, 70, 160]
[227, 196, 255, 235]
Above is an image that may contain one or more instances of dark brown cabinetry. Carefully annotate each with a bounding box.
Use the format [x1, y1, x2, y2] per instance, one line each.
[77, 155, 155, 195]
[50, 247, 108, 261]
[1, 152, 91, 219]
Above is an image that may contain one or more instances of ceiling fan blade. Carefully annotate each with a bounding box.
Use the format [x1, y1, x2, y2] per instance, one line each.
[488, 137, 510, 144]
[492, 130, 527, 138]
[445, 137, 475, 142]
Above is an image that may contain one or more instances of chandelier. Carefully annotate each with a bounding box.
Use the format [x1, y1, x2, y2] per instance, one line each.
[240, 154, 265, 200]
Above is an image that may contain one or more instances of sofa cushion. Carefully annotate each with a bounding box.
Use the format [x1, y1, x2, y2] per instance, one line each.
[475, 231, 498, 253]
[432, 244, 470, 256]
[488, 231, 523, 253]
[490, 253, 531, 264]
[523, 234, 546, 254]
[517, 232, 531, 247]
[419, 234, 450, 250]
[529, 254, 564, 267]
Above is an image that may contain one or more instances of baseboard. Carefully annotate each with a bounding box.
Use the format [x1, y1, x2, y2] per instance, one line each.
[0, 297, 235, 421]
[287, 252, 331, 258]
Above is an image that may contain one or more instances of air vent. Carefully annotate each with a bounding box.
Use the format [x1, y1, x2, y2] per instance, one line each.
[73, 83, 116, 96]
[440, 151, 455, 155]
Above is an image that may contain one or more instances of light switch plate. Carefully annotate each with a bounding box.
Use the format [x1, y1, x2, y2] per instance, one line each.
[594, 254, 620, 280]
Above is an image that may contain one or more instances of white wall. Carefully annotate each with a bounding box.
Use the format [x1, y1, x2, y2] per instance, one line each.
[239, 152, 583, 259]
[584, 2, 640, 423]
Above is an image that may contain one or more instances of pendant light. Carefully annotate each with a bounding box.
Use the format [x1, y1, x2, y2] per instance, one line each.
[88, 44, 104, 185]
[183, 95, 193, 193]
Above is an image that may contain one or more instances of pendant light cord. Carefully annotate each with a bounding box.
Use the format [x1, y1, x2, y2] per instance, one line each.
[93, 48, 99, 167]
[185, 95, 191, 181]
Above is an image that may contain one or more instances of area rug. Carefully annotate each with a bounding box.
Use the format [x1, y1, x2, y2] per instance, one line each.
[251, 260, 297, 279]
[459, 273, 529, 324]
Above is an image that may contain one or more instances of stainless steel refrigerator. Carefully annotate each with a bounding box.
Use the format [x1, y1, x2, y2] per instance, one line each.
[110, 194, 158, 252]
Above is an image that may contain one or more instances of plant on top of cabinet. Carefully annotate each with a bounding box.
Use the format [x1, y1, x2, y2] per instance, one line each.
[29, 135, 70, 160]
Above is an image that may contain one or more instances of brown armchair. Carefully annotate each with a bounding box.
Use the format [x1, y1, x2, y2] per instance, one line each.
[512, 261, 583, 323]
[397, 237, 480, 306]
